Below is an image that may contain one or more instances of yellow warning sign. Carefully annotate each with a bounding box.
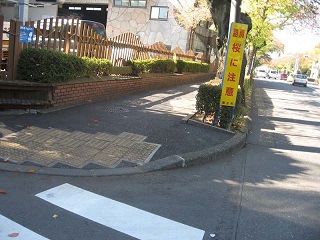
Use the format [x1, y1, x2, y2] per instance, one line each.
[220, 23, 248, 107]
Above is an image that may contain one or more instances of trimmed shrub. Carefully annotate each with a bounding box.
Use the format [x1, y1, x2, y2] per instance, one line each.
[150, 59, 176, 73]
[110, 66, 133, 75]
[17, 48, 86, 83]
[17, 48, 112, 83]
[196, 77, 251, 130]
[82, 57, 112, 77]
[127, 59, 176, 74]
[127, 59, 208, 74]
[184, 61, 209, 73]
[65, 54, 88, 79]
[126, 60, 148, 74]
[176, 60, 187, 73]
[195, 84, 221, 116]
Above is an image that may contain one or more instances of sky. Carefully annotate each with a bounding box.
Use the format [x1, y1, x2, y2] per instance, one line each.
[273, 30, 320, 54]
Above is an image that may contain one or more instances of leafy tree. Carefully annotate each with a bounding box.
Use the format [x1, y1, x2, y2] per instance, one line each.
[173, 0, 212, 50]
[269, 44, 320, 74]
[241, 0, 320, 74]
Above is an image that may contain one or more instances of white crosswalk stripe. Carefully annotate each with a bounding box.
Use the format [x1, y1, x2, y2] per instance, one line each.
[0, 214, 49, 240]
[36, 183, 205, 240]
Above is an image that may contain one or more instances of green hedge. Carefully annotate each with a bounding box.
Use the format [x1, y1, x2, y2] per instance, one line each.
[127, 59, 209, 74]
[82, 57, 112, 77]
[110, 66, 132, 75]
[195, 77, 252, 130]
[17, 48, 112, 83]
[184, 61, 209, 73]
[175, 60, 187, 73]
[126, 59, 176, 74]
[17, 48, 209, 83]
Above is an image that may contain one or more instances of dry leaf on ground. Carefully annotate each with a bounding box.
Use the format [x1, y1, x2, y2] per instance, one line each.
[8, 233, 19, 237]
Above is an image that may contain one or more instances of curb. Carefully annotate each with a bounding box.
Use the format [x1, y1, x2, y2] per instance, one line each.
[0, 117, 250, 177]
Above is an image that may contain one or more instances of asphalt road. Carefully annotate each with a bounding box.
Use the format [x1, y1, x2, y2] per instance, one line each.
[0, 78, 319, 240]
[235, 78, 320, 239]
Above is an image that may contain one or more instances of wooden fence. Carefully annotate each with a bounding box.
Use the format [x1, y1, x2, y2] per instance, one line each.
[0, 16, 209, 81]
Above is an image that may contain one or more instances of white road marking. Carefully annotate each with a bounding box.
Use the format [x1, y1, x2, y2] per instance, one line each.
[36, 183, 205, 240]
[0, 214, 49, 240]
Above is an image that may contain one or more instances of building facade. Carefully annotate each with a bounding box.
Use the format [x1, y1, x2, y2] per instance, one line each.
[0, 0, 216, 55]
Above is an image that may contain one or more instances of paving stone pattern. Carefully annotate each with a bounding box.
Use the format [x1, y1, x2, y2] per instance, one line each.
[0, 127, 161, 169]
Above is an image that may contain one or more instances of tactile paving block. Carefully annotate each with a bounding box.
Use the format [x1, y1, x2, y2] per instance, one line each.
[118, 132, 147, 142]
[90, 152, 121, 167]
[69, 131, 95, 141]
[0, 128, 161, 169]
[0, 141, 33, 163]
[56, 137, 86, 148]
[67, 144, 101, 158]
[123, 142, 160, 163]
[93, 132, 118, 142]
[85, 138, 111, 150]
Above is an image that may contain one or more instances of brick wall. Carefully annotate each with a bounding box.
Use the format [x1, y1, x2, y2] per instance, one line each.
[52, 73, 213, 107]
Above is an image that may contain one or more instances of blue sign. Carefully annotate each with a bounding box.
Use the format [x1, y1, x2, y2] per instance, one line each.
[19, 26, 34, 43]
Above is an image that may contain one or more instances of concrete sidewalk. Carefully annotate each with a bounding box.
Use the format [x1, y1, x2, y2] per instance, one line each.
[0, 80, 248, 176]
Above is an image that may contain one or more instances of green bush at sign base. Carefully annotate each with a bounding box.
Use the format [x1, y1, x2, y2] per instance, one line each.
[196, 77, 252, 130]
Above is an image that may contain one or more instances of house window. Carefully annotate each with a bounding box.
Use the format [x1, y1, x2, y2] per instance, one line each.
[69, 6, 81, 10]
[86, 7, 102, 11]
[150, 6, 168, 20]
[114, 0, 146, 8]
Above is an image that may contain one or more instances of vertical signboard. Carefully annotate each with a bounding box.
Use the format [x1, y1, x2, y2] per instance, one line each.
[19, 26, 34, 43]
[220, 22, 248, 107]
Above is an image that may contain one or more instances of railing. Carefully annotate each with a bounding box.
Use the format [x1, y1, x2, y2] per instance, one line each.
[0, 16, 209, 80]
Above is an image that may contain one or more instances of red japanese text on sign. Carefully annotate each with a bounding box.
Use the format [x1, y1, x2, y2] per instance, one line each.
[227, 72, 236, 82]
[232, 43, 241, 53]
[232, 28, 246, 38]
[225, 87, 234, 96]
[230, 58, 238, 67]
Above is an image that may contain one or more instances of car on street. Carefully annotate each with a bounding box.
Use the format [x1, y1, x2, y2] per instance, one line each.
[292, 74, 308, 87]
[279, 73, 287, 80]
[255, 69, 268, 78]
[267, 69, 278, 79]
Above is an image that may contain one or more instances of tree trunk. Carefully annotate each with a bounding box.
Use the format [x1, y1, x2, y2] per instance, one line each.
[215, 41, 227, 79]
[186, 28, 195, 51]
[246, 45, 257, 75]
[239, 52, 247, 104]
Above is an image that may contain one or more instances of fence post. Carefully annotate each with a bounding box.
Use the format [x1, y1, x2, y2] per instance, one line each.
[7, 20, 22, 80]
[0, 16, 4, 79]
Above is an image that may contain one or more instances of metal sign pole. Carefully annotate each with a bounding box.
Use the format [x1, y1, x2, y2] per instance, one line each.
[18, 0, 29, 23]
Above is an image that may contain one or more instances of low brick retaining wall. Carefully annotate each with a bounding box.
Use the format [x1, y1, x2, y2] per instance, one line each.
[52, 72, 213, 107]
[0, 80, 53, 109]
[0, 72, 214, 109]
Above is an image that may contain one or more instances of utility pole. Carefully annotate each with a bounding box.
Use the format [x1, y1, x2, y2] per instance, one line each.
[229, 0, 237, 29]
[18, 0, 29, 22]
[229, 0, 241, 25]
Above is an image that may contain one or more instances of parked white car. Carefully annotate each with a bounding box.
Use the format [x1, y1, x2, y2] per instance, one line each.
[255, 69, 268, 78]
[292, 74, 308, 87]
[267, 70, 278, 79]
